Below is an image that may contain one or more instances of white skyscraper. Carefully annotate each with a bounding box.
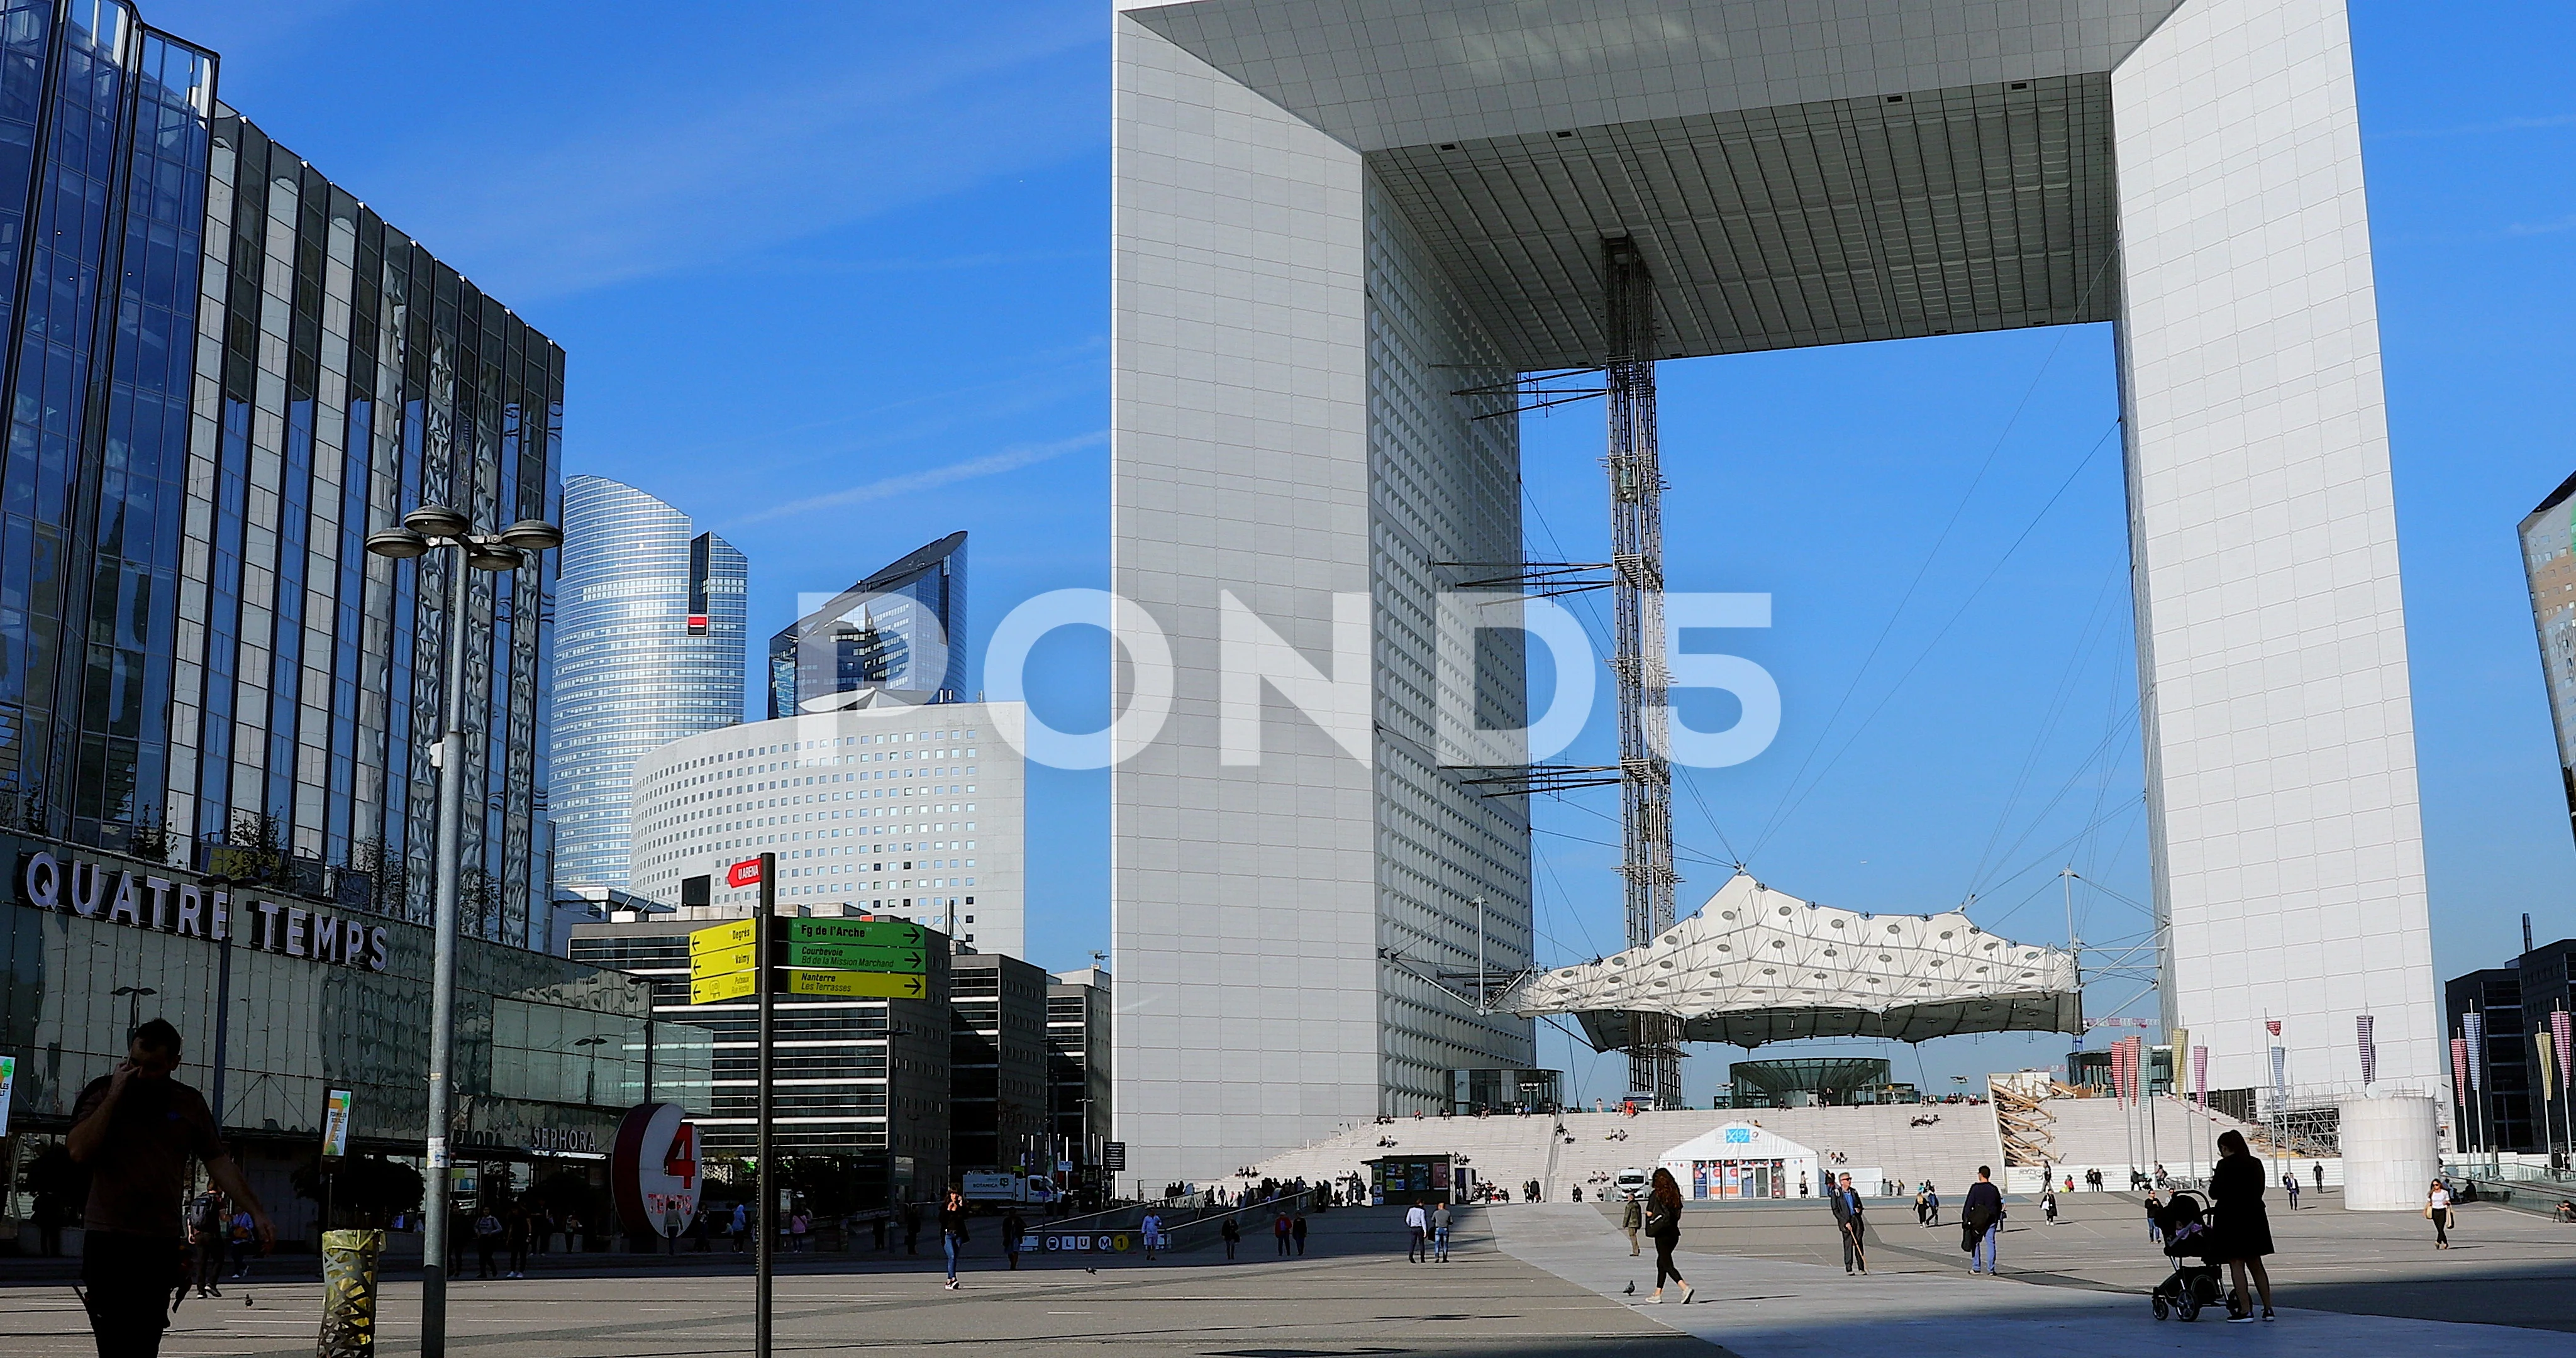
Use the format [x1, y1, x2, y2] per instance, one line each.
[1111, 0, 2440, 1183]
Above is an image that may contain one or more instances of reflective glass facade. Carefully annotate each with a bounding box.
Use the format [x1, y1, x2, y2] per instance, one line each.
[550, 476, 747, 888]
[766, 531, 963, 717]
[0, 4, 564, 949]
[0, 834, 712, 1158]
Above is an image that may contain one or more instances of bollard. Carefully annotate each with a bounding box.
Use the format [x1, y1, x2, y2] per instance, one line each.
[318, 1228, 385, 1357]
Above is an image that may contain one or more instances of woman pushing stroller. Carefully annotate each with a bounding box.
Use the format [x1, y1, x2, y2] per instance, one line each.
[2207, 1129, 2277, 1322]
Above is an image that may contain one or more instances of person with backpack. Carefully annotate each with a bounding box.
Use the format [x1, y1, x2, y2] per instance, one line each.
[191, 1195, 228, 1297]
[1962, 1166, 2005, 1275]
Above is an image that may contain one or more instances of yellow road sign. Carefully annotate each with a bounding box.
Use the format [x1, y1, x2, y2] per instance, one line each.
[689, 969, 757, 1005]
[782, 968, 926, 999]
[691, 944, 760, 979]
[690, 919, 756, 954]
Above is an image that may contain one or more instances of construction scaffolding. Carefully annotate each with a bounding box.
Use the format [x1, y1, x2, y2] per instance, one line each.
[1602, 236, 1680, 1109]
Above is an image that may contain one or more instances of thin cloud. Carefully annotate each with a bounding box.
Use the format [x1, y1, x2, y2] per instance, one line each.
[2375, 112, 2576, 139]
[2503, 214, 2576, 237]
[731, 431, 1105, 526]
[373, 11, 1105, 302]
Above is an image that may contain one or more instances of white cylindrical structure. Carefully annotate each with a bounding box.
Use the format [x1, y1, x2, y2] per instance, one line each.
[2338, 1093, 2439, 1211]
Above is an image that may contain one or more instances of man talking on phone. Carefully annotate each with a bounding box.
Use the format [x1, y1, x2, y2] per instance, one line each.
[69, 1018, 274, 1357]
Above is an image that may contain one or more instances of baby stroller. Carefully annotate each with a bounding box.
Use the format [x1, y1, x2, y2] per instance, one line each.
[2148, 1191, 2226, 1322]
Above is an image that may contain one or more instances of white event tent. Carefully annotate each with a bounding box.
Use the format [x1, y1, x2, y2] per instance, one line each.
[1506, 873, 2082, 1051]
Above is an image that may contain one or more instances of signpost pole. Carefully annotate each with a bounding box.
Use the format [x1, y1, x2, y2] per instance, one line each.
[755, 851, 775, 1358]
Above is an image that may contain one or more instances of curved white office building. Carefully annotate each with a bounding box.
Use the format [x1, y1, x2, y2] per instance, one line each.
[626, 700, 1024, 958]
[551, 476, 749, 888]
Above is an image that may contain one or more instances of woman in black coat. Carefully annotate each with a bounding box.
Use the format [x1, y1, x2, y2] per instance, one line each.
[2207, 1129, 2275, 1322]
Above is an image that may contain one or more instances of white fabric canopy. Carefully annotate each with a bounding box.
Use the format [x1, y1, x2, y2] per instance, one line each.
[1506, 873, 2081, 1048]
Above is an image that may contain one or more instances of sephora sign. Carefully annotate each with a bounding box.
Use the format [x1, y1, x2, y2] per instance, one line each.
[17, 850, 389, 973]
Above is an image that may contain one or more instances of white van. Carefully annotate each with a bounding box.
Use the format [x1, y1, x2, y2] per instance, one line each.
[1614, 1168, 1650, 1201]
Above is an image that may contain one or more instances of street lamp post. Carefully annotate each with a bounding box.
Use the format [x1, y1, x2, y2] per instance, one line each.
[365, 504, 561, 1358]
[110, 985, 157, 1037]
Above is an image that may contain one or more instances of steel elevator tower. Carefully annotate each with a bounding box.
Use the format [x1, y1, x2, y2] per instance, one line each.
[1604, 238, 1680, 1108]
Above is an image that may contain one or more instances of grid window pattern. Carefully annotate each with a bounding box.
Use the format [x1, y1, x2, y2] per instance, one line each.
[550, 475, 747, 888]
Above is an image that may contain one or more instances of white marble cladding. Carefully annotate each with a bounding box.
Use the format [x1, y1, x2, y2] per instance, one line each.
[1113, 15, 1384, 1187]
[1363, 165, 1538, 1106]
[1122, 0, 2189, 153]
[2111, 0, 2437, 1095]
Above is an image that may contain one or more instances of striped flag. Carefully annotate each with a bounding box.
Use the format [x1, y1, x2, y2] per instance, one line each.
[2451, 1035, 2472, 1103]
[2191, 1046, 2208, 1107]
[2553, 1009, 2572, 1090]
[2356, 1014, 2377, 1086]
[2538, 1030, 2557, 1104]
[2465, 1012, 2487, 1091]
[2270, 1046, 2287, 1098]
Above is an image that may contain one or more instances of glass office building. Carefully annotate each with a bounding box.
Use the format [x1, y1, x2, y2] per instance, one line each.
[0, 832, 713, 1240]
[767, 532, 964, 718]
[0, 1, 564, 949]
[550, 476, 748, 889]
[2520, 471, 2576, 847]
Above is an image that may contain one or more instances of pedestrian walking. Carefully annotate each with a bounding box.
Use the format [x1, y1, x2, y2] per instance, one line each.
[508, 1206, 532, 1277]
[662, 1204, 684, 1257]
[2282, 1170, 2301, 1211]
[1924, 1184, 1940, 1227]
[189, 1195, 228, 1297]
[2313, 1163, 2325, 1195]
[1405, 1202, 1429, 1262]
[1002, 1210, 1026, 1270]
[904, 1200, 923, 1256]
[1641, 1168, 1692, 1304]
[2145, 1193, 2163, 1242]
[1433, 1201, 1452, 1262]
[2041, 1187, 2058, 1224]
[474, 1208, 504, 1278]
[228, 1207, 255, 1278]
[1292, 1211, 1309, 1256]
[791, 1210, 811, 1252]
[731, 1201, 750, 1253]
[940, 1189, 969, 1290]
[1914, 1184, 1929, 1226]
[2209, 1129, 2277, 1322]
[1275, 1209, 1294, 1256]
[67, 1018, 274, 1358]
[2427, 1179, 2453, 1249]
[1221, 1217, 1240, 1259]
[1622, 1193, 1643, 1256]
[1141, 1211, 1163, 1261]
[1830, 1173, 1868, 1275]
[1962, 1166, 2004, 1275]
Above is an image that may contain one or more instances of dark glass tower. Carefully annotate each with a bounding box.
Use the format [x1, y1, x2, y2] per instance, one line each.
[0, 3, 564, 946]
[766, 531, 965, 717]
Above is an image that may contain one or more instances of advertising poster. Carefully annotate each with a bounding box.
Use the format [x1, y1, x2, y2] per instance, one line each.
[321, 1088, 354, 1159]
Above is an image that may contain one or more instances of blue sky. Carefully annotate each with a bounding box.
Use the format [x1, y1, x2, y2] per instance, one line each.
[158, 3, 2576, 1105]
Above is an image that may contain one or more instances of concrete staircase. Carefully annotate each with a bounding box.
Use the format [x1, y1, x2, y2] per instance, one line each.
[1239, 1104, 2006, 1201]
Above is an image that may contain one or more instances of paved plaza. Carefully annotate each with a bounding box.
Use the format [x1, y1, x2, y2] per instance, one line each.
[3, 1194, 2570, 1356]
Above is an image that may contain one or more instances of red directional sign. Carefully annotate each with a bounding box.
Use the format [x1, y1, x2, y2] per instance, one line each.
[726, 858, 764, 888]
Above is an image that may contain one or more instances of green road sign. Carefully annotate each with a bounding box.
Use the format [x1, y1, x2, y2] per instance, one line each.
[780, 941, 927, 974]
[782, 919, 923, 948]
